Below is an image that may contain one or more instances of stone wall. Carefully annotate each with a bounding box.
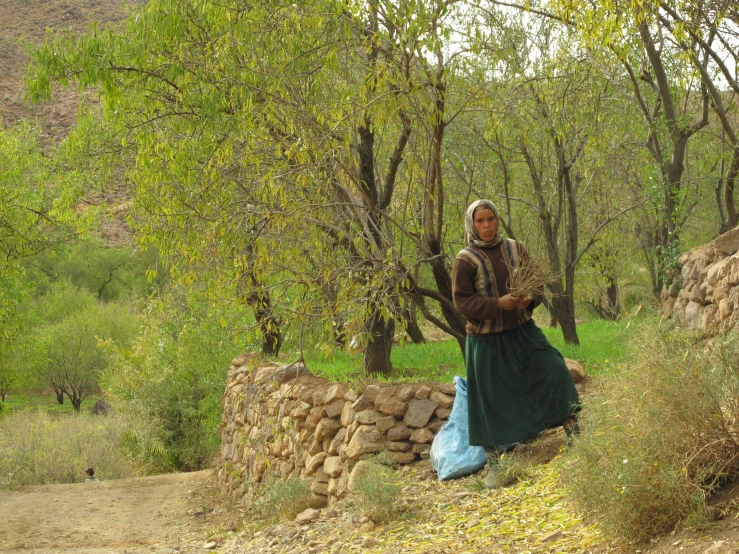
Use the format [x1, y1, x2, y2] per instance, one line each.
[216, 354, 457, 507]
[662, 227, 739, 331]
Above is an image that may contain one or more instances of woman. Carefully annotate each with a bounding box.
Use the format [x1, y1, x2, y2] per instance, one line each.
[452, 199, 580, 488]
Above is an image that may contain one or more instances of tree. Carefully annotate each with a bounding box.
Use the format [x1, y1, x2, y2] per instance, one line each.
[45, 302, 140, 412]
[27, 0, 486, 372]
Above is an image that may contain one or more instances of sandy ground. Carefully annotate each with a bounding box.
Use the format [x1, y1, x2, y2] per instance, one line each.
[0, 470, 224, 554]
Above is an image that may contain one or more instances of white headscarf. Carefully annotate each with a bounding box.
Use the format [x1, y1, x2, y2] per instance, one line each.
[464, 199, 503, 248]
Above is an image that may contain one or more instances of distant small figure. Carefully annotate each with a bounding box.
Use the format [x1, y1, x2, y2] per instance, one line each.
[85, 467, 99, 483]
[91, 399, 112, 415]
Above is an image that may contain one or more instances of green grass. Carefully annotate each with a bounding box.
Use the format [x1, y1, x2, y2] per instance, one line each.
[541, 317, 643, 375]
[302, 315, 650, 382]
[1, 393, 98, 415]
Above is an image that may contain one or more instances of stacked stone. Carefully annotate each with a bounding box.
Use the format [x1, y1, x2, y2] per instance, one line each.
[662, 227, 739, 332]
[217, 354, 456, 506]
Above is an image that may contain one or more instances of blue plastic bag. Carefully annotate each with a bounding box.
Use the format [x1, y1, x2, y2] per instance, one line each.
[430, 376, 487, 480]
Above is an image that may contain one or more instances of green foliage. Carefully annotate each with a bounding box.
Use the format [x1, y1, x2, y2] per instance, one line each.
[252, 477, 313, 522]
[0, 410, 133, 487]
[29, 241, 162, 302]
[350, 460, 403, 524]
[0, 122, 84, 330]
[101, 288, 251, 472]
[44, 299, 141, 411]
[563, 326, 739, 542]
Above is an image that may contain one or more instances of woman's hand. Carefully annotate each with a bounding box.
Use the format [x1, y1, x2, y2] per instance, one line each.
[517, 294, 533, 310]
[498, 294, 521, 310]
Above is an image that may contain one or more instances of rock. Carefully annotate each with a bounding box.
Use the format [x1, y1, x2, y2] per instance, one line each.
[662, 296, 676, 319]
[412, 443, 431, 458]
[410, 428, 434, 444]
[362, 385, 381, 403]
[91, 399, 111, 415]
[415, 385, 432, 400]
[373, 385, 395, 410]
[311, 480, 329, 496]
[341, 402, 355, 426]
[404, 398, 438, 428]
[344, 388, 358, 402]
[386, 441, 412, 452]
[434, 407, 452, 420]
[398, 386, 416, 402]
[709, 227, 739, 257]
[347, 460, 376, 492]
[376, 396, 408, 418]
[355, 409, 382, 425]
[202, 541, 218, 549]
[720, 298, 733, 320]
[315, 418, 342, 441]
[308, 494, 328, 509]
[685, 301, 706, 329]
[324, 456, 343, 478]
[274, 361, 311, 384]
[324, 383, 348, 404]
[701, 304, 719, 330]
[427, 419, 445, 433]
[381, 451, 416, 464]
[429, 390, 454, 409]
[323, 399, 345, 419]
[387, 424, 412, 441]
[305, 453, 329, 476]
[351, 396, 372, 413]
[315, 467, 329, 483]
[346, 425, 385, 459]
[729, 256, 739, 286]
[328, 428, 346, 455]
[564, 358, 585, 383]
[376, 415, 396, 432]
[295, 508, 321, 525]
[541, 530, 562, 544]
[437, 383, 456, 395]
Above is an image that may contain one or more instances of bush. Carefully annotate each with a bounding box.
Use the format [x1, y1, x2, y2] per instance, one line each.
[351, 460, 403, 523]
[102, 290, 251, 473]
[252, 477, 314, 522]
[563, 326, 739, 543]
[0, 410, 133, 487]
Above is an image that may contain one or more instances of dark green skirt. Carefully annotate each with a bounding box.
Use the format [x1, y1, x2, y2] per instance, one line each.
[466, 320, 580, 447]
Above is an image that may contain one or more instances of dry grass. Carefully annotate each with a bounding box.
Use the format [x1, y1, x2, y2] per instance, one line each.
[0, 410, 133, 487]
[562, 325, 739, 543]
[506, 254, 558, 298]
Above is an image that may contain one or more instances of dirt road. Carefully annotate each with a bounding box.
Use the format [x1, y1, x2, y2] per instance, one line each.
[0, 470, 224, 554]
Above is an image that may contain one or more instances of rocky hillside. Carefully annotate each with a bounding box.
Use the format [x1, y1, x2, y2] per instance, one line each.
[0, 0, 138, 139]
[0, 0, 143, 245]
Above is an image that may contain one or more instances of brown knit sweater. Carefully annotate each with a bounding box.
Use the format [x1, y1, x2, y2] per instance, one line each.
[452, 240, 540, 336]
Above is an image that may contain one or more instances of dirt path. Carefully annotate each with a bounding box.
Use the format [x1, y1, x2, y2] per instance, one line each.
[0, 470, 223, 554]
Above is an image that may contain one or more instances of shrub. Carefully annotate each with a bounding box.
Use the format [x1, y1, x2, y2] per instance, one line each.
[563, 325, 739, 543]
[0, 410, 133, 487]
[101, 290, 251, 473]
[252, 477, 313, 522]
[351, 460, 403, 523]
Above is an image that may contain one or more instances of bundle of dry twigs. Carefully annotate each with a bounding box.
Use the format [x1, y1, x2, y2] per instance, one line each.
[506, 255, 557, 298]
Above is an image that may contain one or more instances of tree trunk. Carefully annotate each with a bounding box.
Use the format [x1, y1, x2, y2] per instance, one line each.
[606, 280, 620, 320]
[54, 387, 64, 405]
[403, 305, 426, 344]
[550, 286, 579, 345]
[247, 288, 282, 356]
[427, 239, 467, 354]
[364, 313, 394, 376]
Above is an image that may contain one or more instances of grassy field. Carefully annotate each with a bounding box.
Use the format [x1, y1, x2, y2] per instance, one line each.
[1, 393, 97, 415]
[303, 315, 648, 383]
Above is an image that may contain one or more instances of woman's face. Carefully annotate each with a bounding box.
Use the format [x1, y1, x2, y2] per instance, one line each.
[473, 208, 498, 242]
